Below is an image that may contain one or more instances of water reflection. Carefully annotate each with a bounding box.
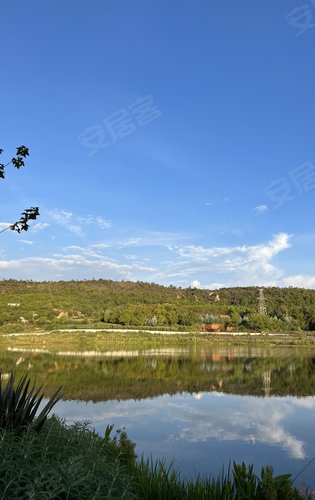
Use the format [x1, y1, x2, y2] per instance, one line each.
[173, 394, 305, 459]
[1, 345, 315, 485]
[2, 345, 315, 400]
[52, 392, 315, 485]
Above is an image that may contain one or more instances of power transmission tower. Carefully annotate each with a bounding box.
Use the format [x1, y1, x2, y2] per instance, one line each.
[258, 288, 267, 316]
[262, 369, 271, 398]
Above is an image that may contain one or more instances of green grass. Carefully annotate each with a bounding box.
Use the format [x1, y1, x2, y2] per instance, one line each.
[0, 416, 136, 499]
[133, 459, 303, 500]
[0, 416, 305, 499]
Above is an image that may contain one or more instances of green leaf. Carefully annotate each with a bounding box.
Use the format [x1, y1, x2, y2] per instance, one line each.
[0, 371, 62, 434]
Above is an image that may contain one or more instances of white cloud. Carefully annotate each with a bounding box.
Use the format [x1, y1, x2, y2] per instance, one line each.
[282, 275, 315, 289]
[191, 280, 225, 290]
[77, 215, 111, 229]
[119, 238, 143, 248]
[47, 209, 73, 225]
[20, 240, 33, 245]
[0, 222, 11, 232]
[0, 231, 296, 285]
[124, 254, 138, 260]
[61, 245, 100, 258]
[90, 243, 111, 249]
[31, 222, 50, 233]
[47, 209, 83, 236]
[95, 217, 111, 229]
[0, 252, 155, 281]
[117, 231, 189, 249]
[254, 205, 268, 215]
[68, 225, 84, 237]
[46, 209, 111, 237]
[158, 233, 291, 286]
[191, 280, 201, 288]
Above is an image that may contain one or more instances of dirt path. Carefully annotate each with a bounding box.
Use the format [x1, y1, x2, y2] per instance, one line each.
[0, 327, 277, 337]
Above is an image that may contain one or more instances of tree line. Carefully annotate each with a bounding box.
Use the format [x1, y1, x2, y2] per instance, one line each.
[0, 280, 314, 332]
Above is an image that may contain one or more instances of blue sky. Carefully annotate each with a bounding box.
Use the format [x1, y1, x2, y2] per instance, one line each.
[1, 0, 315, 287]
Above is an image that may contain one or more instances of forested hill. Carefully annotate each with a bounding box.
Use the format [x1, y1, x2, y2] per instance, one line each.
[0, 280, 315, 332]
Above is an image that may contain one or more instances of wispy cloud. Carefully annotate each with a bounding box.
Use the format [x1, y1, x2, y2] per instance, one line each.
[20, 240, 34, 245]
[0, 253, 155, 281]
[119, 238, 143, 248]
[117, 231, 189, 248]
[0, 231, 305, 287]
[77, 215, 111, 229]
[90, 243, 111, 250]
[156, 233, 291, 286]
[31, 222, 50, 233]
[46, 209, 111, 237]
[254, 204, 268, 215]
[47, 209, 83, 236]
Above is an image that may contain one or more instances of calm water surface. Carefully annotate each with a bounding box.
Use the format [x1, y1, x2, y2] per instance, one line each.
[1, 344, 315, 487]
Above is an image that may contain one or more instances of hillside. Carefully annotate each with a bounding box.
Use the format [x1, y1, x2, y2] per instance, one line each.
[0, 280, 315, 332]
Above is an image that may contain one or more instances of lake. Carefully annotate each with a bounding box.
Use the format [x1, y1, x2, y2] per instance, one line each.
[1, 344, 315, 488]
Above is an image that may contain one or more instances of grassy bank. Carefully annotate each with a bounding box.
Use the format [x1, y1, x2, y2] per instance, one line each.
[0, 416, 303, 499]
[1, 329, 315, 350]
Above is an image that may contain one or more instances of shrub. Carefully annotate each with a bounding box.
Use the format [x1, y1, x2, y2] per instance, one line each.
[0, 371, 62, 433]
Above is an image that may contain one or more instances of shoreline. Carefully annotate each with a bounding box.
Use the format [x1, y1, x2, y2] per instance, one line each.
[0, 327, 267, 337]
[0, 328, 314, 349]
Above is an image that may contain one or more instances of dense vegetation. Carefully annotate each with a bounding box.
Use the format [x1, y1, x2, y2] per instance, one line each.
[0, 280, 315, 333]
[0, 416, 136, 498]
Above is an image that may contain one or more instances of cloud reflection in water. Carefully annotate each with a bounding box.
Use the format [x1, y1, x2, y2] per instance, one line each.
[54, 391, 310, 466]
